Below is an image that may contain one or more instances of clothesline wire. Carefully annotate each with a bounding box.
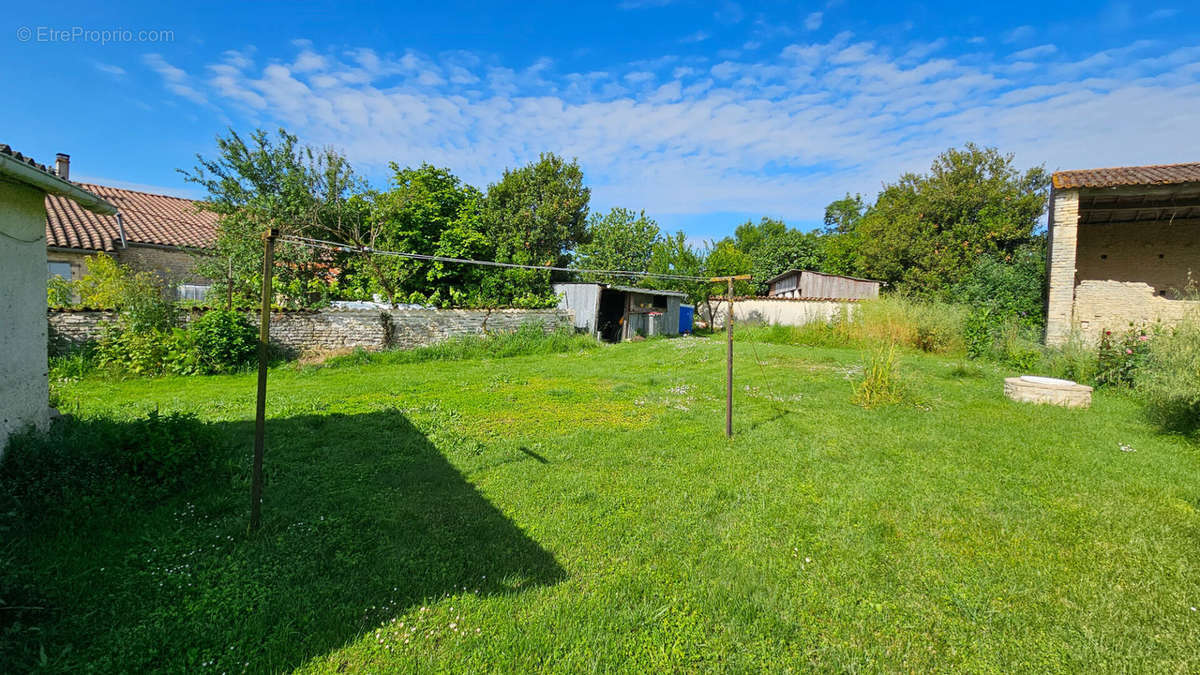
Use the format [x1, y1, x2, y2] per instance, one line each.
[278, 234, 716, 282]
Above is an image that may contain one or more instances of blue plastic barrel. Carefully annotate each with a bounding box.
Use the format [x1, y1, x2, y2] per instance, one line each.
[678, 305, 694, 334]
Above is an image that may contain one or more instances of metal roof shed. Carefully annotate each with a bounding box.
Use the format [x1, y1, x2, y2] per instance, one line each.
[553, 282, 686, 342]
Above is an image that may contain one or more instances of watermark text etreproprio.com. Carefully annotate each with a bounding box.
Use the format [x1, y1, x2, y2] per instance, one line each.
[16, 26, 174, 45]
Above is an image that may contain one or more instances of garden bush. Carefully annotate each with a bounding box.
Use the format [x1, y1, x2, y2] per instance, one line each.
[1136, 318, 1200, 434]
[1096, 326, 1153, 388]
[177, 310, 258, 374]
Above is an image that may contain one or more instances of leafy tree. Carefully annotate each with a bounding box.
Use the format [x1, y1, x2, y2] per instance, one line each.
[335, 164, 485, 307]
[732, 217, 787, 255]
[747, 229, 824, 295]
[700, 240, 753, 321]
[854, 144, 1049, 296]
[482, 153, 590, 305]
[182, 128, 362, 308]
[644, 230, 705, 305]
[574, 208, 660, 284]
[822, 193, 867, 234]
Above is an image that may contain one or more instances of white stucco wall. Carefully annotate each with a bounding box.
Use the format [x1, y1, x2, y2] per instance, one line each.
[0, 180, 50, 454]
[701, 298, 856, 328]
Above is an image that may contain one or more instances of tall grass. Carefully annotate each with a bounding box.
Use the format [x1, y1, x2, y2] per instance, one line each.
[322, 323, 600, 368]
[852, 341, 907, 407]
[1136, 315, 1200, 434]
[735, 296, 967, 355]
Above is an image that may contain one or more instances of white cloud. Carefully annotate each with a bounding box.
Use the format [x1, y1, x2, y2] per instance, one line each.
[153, 37, 1200, 224]
[1148, 8, 1178, 20]
[94, 62, 126, 77]
[804, 12, 823, 31]
[143, 53, 208, 105]
[1009, 44, 1058, 60]
[1003, 25, 1035, 43]
[680, 30, 710, 43]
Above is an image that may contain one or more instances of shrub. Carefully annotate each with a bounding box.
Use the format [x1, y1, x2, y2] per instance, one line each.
[95, 323, 174, 375]
[184, 310, 258, 374]
[1136, 318, 1200, 434]
[1096, 326, 1152, 388]
[852, 342, 907, 407]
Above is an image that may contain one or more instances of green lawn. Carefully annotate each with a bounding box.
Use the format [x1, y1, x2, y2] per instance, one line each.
[8, 335, 1200, 672]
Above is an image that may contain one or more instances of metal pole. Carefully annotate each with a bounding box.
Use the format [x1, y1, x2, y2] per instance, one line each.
[249, 228, 278, 533]
[726, 277, 733, 438]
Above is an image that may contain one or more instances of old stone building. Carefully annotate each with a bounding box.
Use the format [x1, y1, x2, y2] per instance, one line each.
[1046, 162, 1200, 345]
[44, 154, 217, 299]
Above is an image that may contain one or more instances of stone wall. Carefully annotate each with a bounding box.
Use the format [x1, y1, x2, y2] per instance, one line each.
[48, 307, 574, 355]
[1076, 218, 1200, 296]
[699, 297, 856, 329]
[1045, 188, 1080, 346]
[1071, 280, 1200, 342]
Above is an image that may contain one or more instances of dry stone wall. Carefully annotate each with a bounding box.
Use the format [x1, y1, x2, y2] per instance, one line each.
[48, 307, 573, 355]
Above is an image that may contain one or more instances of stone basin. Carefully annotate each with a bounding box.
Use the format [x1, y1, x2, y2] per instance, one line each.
[1004, 375, 1092, 408]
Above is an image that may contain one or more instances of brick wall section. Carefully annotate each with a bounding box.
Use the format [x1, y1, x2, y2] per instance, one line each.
[1045, 188, 1080, 345]
[48, 307, 574, 355]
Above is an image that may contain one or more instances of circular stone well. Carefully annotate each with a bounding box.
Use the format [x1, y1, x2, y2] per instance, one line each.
[1004, 375, 1092, 408]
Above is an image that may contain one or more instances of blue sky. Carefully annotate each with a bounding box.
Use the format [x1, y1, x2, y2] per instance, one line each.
[4, 1, 1198, 243]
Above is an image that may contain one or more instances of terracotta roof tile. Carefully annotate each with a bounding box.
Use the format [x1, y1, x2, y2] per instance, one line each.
[1052, 162, 1200, 189]
[45, 183, 217, 252]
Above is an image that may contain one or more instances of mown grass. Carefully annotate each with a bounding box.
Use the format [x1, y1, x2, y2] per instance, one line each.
[5, 332, 1200, 672]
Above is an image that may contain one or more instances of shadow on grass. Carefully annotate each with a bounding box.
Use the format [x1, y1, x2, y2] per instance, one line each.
[1, 410, 564, 672]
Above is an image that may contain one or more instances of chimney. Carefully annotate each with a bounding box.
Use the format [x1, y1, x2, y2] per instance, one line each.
[55, 153, 69, 180]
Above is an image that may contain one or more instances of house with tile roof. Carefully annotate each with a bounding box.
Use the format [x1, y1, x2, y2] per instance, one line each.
[0, 145, 115, 452]
[44, 154, 218, 300]
[1046, 162, 1200, 344]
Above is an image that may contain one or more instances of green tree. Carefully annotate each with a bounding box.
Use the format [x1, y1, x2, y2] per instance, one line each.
[482, 153, 590, 305]
[700, 240, 753, 321]
[854, 144, 1049, 296]
[338, 164, 486, 306]
[574, 207, 660, 284]
[182, 128, 362, 308]
[644, 230, 705, 306]
[748, 229, 824, 295]
[822, 193, 867, 234]
[732, 217, 787, 255]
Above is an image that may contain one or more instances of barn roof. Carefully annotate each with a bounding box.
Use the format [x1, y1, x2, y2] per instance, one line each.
[1052, 162, 1200, 190]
